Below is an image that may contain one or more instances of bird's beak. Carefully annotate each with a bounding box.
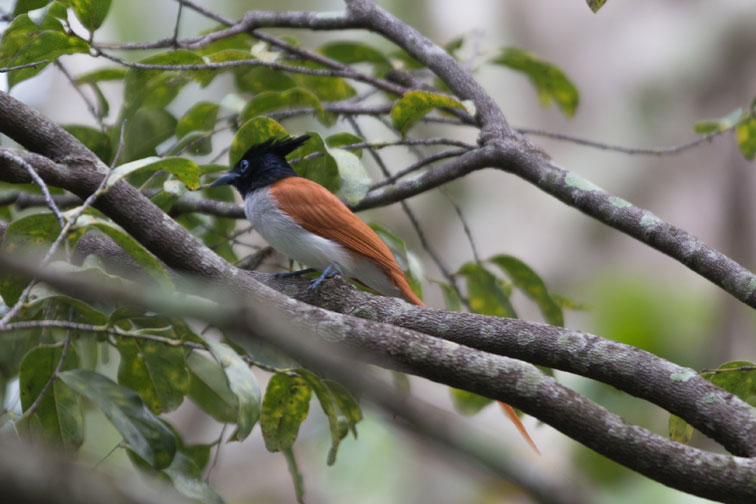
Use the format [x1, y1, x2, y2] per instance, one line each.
[210, 172, 240, 187]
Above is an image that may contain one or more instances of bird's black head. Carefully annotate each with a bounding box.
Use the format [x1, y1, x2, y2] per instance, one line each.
[210, 135, 310, 197]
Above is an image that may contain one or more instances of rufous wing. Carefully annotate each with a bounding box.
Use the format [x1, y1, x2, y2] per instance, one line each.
[270, 177, 423, 306]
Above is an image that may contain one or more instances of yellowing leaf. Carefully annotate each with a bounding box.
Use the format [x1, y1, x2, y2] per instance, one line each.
[391, 90, 465, 134]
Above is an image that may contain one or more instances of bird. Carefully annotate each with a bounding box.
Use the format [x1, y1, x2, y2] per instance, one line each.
[211, 135, 538, 453]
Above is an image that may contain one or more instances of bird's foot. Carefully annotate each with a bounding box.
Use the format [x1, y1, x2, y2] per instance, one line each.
[274, 267, 316, 278]
[307, 264, 340, 292]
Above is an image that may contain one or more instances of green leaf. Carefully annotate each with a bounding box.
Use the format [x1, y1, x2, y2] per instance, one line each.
[62, 125, 112, 163]
[120, 108, 177, 162]
[240, 88, 323, 123]
[186, 352, 239, 423]
[326, 132, 364, 157]
[706, 361, 756, 406]
[70, 0, 112, 31]
[175, 102, 218, 155]
[75, 67, 127, 84]
[322, 379, 361, 438]
[586, 0, 608, 13]
[370, 224, 423, 298]
[489, 255, 564, 326]
[331, 148, 370, 205]
[294, 61, 356, 101]
[107, 156, 200, 191]
[450, 388, 493, 416]
[296, 368, 347, 465]
[318, 41, 389, 66]
[261, 372, 311, 452]
[205, 341, 262, 441]
[457, 262, 517, 318]
[669, 414, 694, 444]
[736, 116, 756, 160]
[0, 13, 90, 88]
[432, 280, 462, 311]
[390, 90, 465, 135]
[74, 215, 173, 289]
[318, 40, 390, 76]
[288, 131, 339, 194]
[491, 47, 579, 117]
[19, 345, 84, 452]
[230, 116, 289, 167]
[59, 369, 177, 469]
[163, 451, 225, 504]
[692, 108, 743, 134]
[0, 213, 65, 304]
[25, 282, 108, 325]
[13, 0, 49, 16]
[122, 51, 206, 116]
[550, 292, 592, 311]
[234, 65, 297, 94]
[27, 1, 68, 25]
[117, 338, 189, 414]
[283, 447, 305, 504]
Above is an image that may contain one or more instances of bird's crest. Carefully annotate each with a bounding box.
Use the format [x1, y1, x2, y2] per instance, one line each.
[240, 135, 311, 164]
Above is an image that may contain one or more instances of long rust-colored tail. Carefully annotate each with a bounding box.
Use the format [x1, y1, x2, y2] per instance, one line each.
[499, 401, 539, 454]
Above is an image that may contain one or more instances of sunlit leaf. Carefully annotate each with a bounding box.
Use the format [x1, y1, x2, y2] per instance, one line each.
[240, 88, 323, 123]
[491, 47, 579, 117]
[692, 108, 744, 134]
[19, 345, 84, 452]
[59, 369, 177, 469]
[586, 0, 608, 13]
[736, 116, 756, 160]
[70, 0, 112, 31]
[390, 90, 465, 135]
[0, 13, 89, 88]
[707, 361, 756, 406]
[106, 156, 200, 191]
[669, 414, 694, 444]
[230, 116, 289, 167]
[489, 254, 563, 326]
[261, 372, 311, 452]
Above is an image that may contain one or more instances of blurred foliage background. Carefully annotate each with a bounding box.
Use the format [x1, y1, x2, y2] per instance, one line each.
[2, 0, 756, 503]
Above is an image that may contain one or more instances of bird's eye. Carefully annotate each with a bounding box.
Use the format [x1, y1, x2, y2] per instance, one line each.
[240, 159, 250, 173]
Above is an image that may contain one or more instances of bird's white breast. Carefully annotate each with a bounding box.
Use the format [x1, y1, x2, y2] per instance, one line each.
[244, 188, 402, 298]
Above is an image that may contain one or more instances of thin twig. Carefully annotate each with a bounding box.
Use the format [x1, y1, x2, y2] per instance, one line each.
[93, 442, 124, 469]
[516, 127, 727, 156]
[54, 61, 103, 128]
[171, 1, 183, 48]
[440, 188, 480, 263]
[0, 151, 65, 227]
[700, 365, 756, 375]
[205, 423, 227, 483]
[0, 60, 49, 73]
[369, 149, 468, 190]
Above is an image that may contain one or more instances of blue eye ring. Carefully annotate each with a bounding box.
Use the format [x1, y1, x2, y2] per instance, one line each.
[240, 159, 250, 173]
